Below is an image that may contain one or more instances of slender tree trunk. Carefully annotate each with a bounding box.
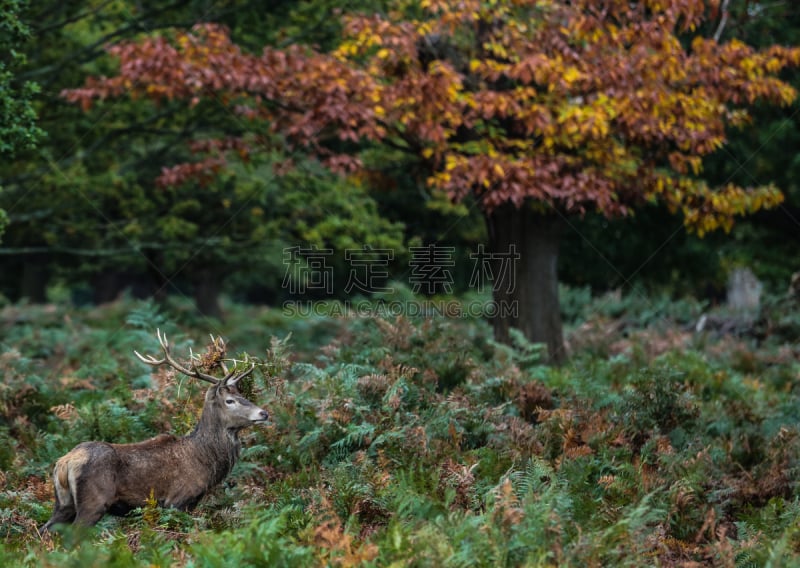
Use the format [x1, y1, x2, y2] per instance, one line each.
[194, 269, 223, 320]
[91, 271, 125, 304]
[486, 203, 566, 365]
[20, 257, 49, 303]
[145, 250, 169, 303]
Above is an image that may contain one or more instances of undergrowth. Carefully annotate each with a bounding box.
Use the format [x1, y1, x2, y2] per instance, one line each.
[0, 294, 798, 566]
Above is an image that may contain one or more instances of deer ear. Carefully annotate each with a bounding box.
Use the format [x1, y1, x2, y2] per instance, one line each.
[223, 364, 255, 389]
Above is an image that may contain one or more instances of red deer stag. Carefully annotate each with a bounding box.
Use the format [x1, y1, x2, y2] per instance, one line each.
[41, 330, 268, 532]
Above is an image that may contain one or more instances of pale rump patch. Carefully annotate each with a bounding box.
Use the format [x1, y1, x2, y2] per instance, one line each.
[54, 447, 89, 507]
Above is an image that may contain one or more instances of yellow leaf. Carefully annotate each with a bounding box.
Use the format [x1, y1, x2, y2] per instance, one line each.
[447, 84, 460, 101]
[563, 66, 582, 84]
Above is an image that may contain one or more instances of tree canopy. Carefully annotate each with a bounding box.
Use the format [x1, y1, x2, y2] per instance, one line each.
[59, 0, 800, 360]
[0, 0, 44, 241]
[0, 0, 404, 310]
[65, 0, 800, 235]
[0, 0, 41, 158]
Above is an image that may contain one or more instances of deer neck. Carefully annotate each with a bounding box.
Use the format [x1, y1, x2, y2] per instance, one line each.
[186, 406, 242, 485]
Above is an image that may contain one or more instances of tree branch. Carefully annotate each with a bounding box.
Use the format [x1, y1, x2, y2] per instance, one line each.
[714, 0, 732, 42]
[0, 238, 249, 257]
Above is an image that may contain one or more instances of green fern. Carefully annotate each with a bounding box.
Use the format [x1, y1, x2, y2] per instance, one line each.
[125, 300, 166, 330]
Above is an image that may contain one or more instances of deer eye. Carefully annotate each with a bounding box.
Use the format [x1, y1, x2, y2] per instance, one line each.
[225, 399, 235, 405]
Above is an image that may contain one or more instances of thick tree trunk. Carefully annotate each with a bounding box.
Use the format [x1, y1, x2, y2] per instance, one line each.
[486, 203, 566, 365]
[194, 269, 223, 320]
[145, 251, 169, 303]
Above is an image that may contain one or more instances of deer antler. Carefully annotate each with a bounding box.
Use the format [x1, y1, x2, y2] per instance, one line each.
[134, 329, 221, 385]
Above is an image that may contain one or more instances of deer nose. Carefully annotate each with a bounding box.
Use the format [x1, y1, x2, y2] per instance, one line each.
[259, 409, 269, 421]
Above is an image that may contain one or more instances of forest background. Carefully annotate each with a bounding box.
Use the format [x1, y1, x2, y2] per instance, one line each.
[1, 0, 798, 343]
[2, 0, 800, 566]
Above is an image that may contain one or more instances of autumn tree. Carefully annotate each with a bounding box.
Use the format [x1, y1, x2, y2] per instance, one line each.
[65, 0, 800, 361]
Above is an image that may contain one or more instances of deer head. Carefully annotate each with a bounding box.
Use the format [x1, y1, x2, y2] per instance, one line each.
[134, 329, 268, 430]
